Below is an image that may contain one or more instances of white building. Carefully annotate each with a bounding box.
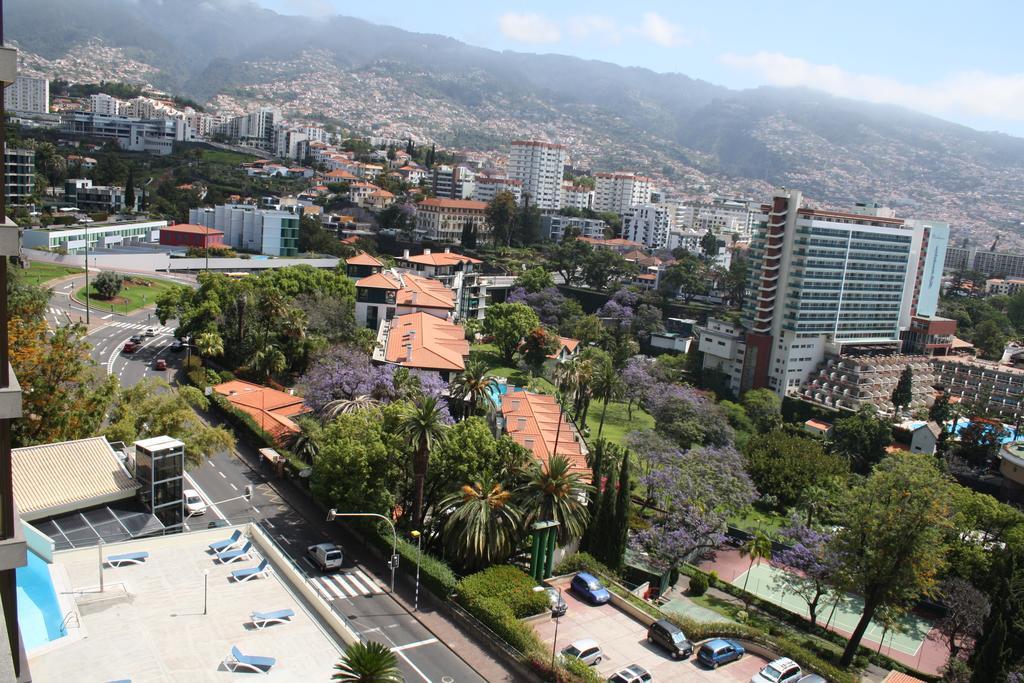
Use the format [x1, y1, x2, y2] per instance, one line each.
[623, 203, 673, 249]
[217, 108, 278, 151]
[560, 182, 593, 211]
[60, 112, 187, 155]
[592, 172, 653, 215]
[508, 140, 567, 210]
[23, 220, 166, 254]
[89, 93, 123, 116]
[4, 75, 49, 114]
[430, 165, 475, 199]
[189, 204, 299, 256]
[674, 197, 758, 239]
[473, 176, 523, 205]
[414, 198, 489, 244]
[541, 215, 608, 242]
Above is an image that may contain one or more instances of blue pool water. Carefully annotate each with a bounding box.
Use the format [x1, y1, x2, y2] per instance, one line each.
[952, 418, 1019, 444]
[485, 381, 525, 408]
[16, 551, 66, 651]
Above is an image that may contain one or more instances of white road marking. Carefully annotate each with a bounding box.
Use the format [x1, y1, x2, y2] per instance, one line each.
[101, 313, 113, 320]
[353, 570, 382, 593]
[391, 638, 438, 652]
[228, 482, 238, 491]
[218, 471, 226, 479]
[320, 577, 347, 599]
[328, 575, 359, 598]
[393, 647, 432, 683]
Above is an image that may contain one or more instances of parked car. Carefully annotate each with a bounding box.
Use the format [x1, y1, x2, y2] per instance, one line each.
[153, 359, 167, 370]
[697, 638, 745, 668]
[647, 618, 693, 659]
[183, 489, 206, 516]
[797, 675, 827, 683]
[129, 334, 144, 344]
[545, 587, 567, 617]
[122, 342, 138, 353]
[608, 664, 652, 683]
[570, 572, 611, 605]
[307, 543, 343, 571]
[144, 327, 156, 337]
[561, 638, 603, 666]
[752, 658, 802, 683]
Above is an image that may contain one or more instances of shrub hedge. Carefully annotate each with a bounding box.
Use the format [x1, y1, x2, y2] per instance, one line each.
[458, 566, 549, 618]
[366, 524, 458, 598]
[552, 552, 616, 579]
[689, 572, 709, 596]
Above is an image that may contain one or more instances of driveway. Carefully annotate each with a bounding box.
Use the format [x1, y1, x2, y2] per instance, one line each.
[533, 577, 768, 682]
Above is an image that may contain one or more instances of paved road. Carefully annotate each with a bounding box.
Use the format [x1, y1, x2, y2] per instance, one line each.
[42, 272, 494, 683]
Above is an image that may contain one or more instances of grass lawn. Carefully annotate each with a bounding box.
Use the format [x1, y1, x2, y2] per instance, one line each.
[76, 275, 179, 314]
[23, 261, 83, 285]
[469, 342, 557, 392]
[728, 503, 792, 536]
[584, 399, 655, 447]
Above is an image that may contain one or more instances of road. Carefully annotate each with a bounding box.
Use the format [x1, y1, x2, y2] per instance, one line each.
[43, 271, 492, 683]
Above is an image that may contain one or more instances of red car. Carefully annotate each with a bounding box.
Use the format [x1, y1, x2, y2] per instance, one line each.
[153, 359, 167, 371]
[123, 342, 138, 353]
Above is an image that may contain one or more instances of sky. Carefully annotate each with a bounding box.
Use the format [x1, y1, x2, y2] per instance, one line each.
[256, 0, 1024, 137]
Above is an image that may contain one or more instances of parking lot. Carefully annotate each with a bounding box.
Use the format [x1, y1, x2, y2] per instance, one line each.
[533, 577, 769, 682]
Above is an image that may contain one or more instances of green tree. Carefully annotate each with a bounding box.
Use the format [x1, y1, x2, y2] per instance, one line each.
[830, 452, 953, 665]
[579, 438, 608, 554]
[658, 253, 708, 301]
[723, 256, 749, 307]
[195, 331, 224, 359]
[520, 327, 558, 376]
[460, 220, 478, 249]
[700, 230, 719, 258]
[969, 550, 1024, 682]
[397, 396, 450, 527]
[517, 454, 594, 546]
[486, 191, 518, 246]
[249, 343, 286, 382]
[609, 447, 631, 572]
[124, 166, 136, 211]
[33, 142, 66, 194]
[514, 267, 555, 293]
[744, 431, 848, 510]
[973, 319, 1007, 360]
[929, 392, 952, 425]
[582, 247, 632, 291]
[591, 356, 623, 438]
[332, 641, 403, 683]
[891, 366, 913, 414]
[740, 530, 773, 600]
[830, 406, 893, 473]
[93, 271, 123, 299]
[482, 302, 540, 363]
[448, 360, 499, 417]
[547, 238, 592, 286]
[740, 388, 782, 433]
[439, 474, 522, 571]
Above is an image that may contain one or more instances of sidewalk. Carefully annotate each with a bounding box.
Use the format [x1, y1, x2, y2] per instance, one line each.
[205, 408, 518, 682]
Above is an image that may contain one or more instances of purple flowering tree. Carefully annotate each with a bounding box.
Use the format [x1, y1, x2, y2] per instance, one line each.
[597, 298, 634, 334]
[632, 444, 756, 569]
[931, 577, 990, 660]
[298, 345, 397, 411]
[621, 357, 655, 419]
[771, 520, 837, 627]
[508, 286, 579, 330]
[644, 382, 734, 449]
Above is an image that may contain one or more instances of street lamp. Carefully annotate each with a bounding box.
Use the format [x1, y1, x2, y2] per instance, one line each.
[185, 486, 254, 522]
[533, 585, 563, 671]
[410, 530, 422, 612]
[326, 509, 398, 593]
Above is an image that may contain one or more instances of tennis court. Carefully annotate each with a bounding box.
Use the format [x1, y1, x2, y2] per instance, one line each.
[733, 562, 933, 656]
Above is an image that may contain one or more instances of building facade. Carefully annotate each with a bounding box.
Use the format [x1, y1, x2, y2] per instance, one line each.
[414, 198, 489, 244]
[189, 204, 298, 256]
[799, 354, 939, 414]
[430, 165, 475, 199]
[4, 75, 49, 114]
[540, 215, 608, 242]
[60, 112, 186, 155]
[4, 147, 33, 203]
[395, 248, 482, 286]
[592, 172, 653, 215]
[473, 176, 523, 205]
[944, 246, 1024, 278]
[75, 184, 134, 213]
[508, 140, 567, 210]
[623, 203, 673, 249]
[354, 269, 455, 329]
[159, 224, 225, 249]
[560, 182, 593, 211]
[23, 220, 166, 254]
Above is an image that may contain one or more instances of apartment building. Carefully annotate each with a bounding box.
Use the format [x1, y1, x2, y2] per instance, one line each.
[540, 215, 608, 242]
[159, 224, 225, 249]
[372, 311, 470, 380]
[60, 112, 187, 155]
[986, 278, 1024, 295]
[623, 203, 673, 249]
[934, 356, 1024, 418]
[800, 354, 939, 414]
[508, 140, 567, 210]
[675, 197, 758, 239]
[75, 184, 135, 213]
[452, 271, 516, 321]
[560, 182, 593, 211]
[4, 74, 49, 114]
[4, 146, 34, 203]
[217, 108, 278, 151]
[430, 165, 475, 199]
[354, 269, 455, 329]
[89, 92, 122, 115]
[396, 247, 482, 287]
[592, 172, 653, 215]
[23, 220, 166, 254]
[414, 197, 489, 244]
[715, 189, 949, 397]
[188, 204, 298, 256]
[473, 176, 522, 205]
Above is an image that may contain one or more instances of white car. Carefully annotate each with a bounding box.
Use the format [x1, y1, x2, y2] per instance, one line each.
[144, 327, 156, 337]
[183, 489, 207, 516]
[752, 658, 802, 683]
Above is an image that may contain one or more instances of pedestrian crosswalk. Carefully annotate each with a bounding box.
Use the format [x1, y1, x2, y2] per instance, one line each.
[106, 321, 176, 334]
[313, 571, 384, 599]
[48, 307, 63, 317]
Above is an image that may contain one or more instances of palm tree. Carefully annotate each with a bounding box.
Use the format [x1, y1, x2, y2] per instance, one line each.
[332, 641, 402, 682]
[555, 357, 593, 426]
[439, 474, 522, 570]
[591, 359, 623, 438]
[195, 331, 224, 359]
[740, 529, 773, 603]
[287, 424, 321, 464]
[450, 360, 499, 417]
[320, 395, 381, 422]
[396, 396, 450, 527]
[249, 343, 286, 382]
[517, 454, 594, 546]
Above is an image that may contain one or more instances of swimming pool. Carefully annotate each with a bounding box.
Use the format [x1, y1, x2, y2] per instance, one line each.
[16, 551, 66, 651]
[485, 380, 525, 408]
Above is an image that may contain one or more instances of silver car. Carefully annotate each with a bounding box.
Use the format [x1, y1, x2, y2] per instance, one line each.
[562, 638, 604, 666]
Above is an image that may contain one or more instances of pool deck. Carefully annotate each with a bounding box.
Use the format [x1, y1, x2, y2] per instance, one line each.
[28, 526, 344, 682]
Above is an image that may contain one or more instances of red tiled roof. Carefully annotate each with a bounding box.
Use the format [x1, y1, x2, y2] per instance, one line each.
[417, 198, 488, 211]
[547, 336, 580, 358]
[346, 252, 383, 267]
[401, 251, 483, 266]
[213, 380, 309, 443]
[356, 272, 455, 310]
[383, 312, 469, 372]
[324, 169, 358, 180]
[500, 391, 588, 478]
[163, 223, 223, 236]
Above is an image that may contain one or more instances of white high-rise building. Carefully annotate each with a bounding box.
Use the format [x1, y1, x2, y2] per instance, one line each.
[473, 176, 523, 205]
[89, 93, 123, 116]
[4, 75, 49, 114]
[623, 203, 673, 249]
[189, 204, 299, 256]
[507, 140, 567, 210]
[592, 172, 653, 215]
[560, 181, 593, 211]
[675, 197, 758, 240]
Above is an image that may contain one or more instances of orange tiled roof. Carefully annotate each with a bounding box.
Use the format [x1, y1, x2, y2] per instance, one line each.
[346, 252, 384, 267]
[548, 336, 580, 358]
[417, 197, 488, 211]
[383, 312, 469, 372]
[213, 380, 310, 443]
[163, 223, 223, 236]
[500, 391, 588, 478]
[356, 272, 401, 290]
[402, 251, 483, 267]
[356, 272, 455, 310]
[579, 236, 644, 248]
[324, 169, 358, 180]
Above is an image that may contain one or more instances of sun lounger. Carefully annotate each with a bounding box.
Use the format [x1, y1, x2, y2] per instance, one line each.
[231, 559, 270, 582]
[215, 541, 253, 564]
[105, 552, 149, 567]
[208, 529, 243, 553]
[250, 608, 295, 629]
[223, 645, 276, 673]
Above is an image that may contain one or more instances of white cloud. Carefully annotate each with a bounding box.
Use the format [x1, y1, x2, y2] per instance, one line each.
[566, 15, 622, 45]
[720, 51, 1024, 124]
[637, 12, 685, 47]
[498, 13, 561, 45]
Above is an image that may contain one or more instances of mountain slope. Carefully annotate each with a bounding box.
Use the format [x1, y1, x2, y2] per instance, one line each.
[8, 0, 1024, 243]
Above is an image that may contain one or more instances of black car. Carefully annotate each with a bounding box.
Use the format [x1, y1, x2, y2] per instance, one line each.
[545, 587, 568, 617]
[647, 618, 693, 659]
[130, 334, 144, 344]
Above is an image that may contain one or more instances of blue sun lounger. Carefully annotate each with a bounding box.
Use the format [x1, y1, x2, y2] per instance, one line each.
[223, 645, 276, 673]
[216, 541, 253, 564]
[105, 552, 149, 567]
[208, 529, 243, 553]
[250, 608, 295, 629]
[231, 559, 271, 582]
